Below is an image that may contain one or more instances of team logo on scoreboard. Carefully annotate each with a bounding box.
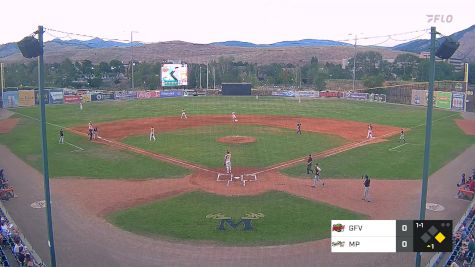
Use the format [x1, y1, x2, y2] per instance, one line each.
[332, 223, 345, 232]
[331, 241, 345, 247]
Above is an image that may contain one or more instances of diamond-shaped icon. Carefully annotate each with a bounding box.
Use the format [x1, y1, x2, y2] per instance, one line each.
[421, 233, 431, 243]
[435, 232, 446, 243]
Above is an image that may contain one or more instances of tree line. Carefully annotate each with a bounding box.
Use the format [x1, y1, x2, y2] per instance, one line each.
[3, 51, 471, 90]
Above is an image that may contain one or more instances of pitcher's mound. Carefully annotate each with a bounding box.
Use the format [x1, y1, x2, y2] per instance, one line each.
[217, 136, 256, 144]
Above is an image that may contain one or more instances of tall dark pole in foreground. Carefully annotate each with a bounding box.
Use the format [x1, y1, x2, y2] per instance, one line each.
[38, 25, 57, 267]
[415, 26, 436, 267]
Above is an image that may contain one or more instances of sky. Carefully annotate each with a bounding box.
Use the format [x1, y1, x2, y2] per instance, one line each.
[2, 0, 474, 46]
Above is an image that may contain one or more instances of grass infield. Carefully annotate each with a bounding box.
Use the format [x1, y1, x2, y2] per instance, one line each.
[123, 124, 346, 168]
[107, 191, 367, 245]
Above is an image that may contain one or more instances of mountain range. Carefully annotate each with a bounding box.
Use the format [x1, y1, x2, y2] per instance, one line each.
[1, 24, 474, 65]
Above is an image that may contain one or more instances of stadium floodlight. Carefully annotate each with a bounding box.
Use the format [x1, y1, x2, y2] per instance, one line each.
[17, 26, 57, 267]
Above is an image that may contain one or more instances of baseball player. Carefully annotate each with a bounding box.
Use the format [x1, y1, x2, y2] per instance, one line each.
[312, 163, 324, 188]
[181, 109, 188, 119]
[88, 122, 93, 141]
[306, 154, 313, 174]
[79, 102, 83, 111]
[367, 124, 373, 139]
[93, 126, 98, 140]
[399, 129, 405, 143]
[224, 150, 232, 174]
[362, 174, 371, 202]
[150, 126, 156, 141]
[232, 112, 238, 123]
[296, 122, 302, 135]
[59, 129, 64, 144]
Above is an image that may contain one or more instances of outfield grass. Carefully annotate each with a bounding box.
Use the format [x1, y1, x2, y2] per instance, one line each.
[107, 191, 367, 245]
[282, 115, 475, 179]
[123, 124, 346, 168]
[0, 117, 189, 179]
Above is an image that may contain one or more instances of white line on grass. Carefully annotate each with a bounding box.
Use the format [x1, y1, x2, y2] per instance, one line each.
[14, 112, 85, 152]
[388, 143, 408, 151]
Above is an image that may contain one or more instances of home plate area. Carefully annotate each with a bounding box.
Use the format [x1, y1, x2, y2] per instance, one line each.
[216, 173, 258, 187]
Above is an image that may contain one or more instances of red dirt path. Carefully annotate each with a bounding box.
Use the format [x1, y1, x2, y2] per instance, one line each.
[217, 135, 256, 144]
[456, 119, 475, 135]
[0, 118, 19, 133]
[71, 115, 400, 141]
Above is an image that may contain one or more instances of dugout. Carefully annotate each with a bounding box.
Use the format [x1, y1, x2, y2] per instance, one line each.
[221, 83, 251, 96]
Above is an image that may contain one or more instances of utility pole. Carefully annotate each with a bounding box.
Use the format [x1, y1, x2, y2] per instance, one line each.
[130, 31, 138, 90]
[213, 66, 216, 89]
[415, 26, 437, 267]
[38, 25, 57, 267]
[0, 63, 4, 108]
[464, 63, 469, 112]
[199, 65, 202, 89]
[206, 63, 209, 89]
[352, 34, 357, 91]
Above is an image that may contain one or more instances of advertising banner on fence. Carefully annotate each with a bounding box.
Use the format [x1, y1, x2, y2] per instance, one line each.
[18, 90, 35, 107]
[35, 90, 49, 105]
[369, 94, 387, 102]
[49, 89, 64, 104]
[271, 91, 295, 97]
[2, 91, 19, 108]
[114, 91, 137, 100]
[63, 95, 81, 104]
[81, 94, 91, 103]
[411, 90, 428, 106]
[91, 92, 114, 101]
[319, 91, 341, 98]
[160, 90, 183, 98]
[137, 91, 160, 99]
[451, 92, 465, 111]
[345, 92, 369, 100]
[435, 91, 452, 109]
[295, 91, 319, 98]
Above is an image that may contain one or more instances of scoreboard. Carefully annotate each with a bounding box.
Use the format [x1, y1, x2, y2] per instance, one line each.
[331, 220, 452, 253]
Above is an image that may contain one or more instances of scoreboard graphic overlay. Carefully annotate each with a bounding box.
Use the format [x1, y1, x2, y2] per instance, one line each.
[331, 220, 452, 253]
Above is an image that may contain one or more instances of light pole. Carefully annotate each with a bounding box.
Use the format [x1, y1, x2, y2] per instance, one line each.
[351, 34, 357, 91]
[0, 63, 4, 108]
[130, 31, 138, 90]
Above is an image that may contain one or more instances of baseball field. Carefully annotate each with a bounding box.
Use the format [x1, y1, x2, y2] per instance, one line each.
[1, 96, 474, 246]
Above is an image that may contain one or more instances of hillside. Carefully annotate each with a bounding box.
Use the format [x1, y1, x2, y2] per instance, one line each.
[0, 40, 403, 66]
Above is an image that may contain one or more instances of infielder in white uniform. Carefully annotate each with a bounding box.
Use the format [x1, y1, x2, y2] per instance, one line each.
[224, 150, 232, 174]
[367, 124, 373, 139]
[232, 112, 237, 123]
[150, 126, 156, 141]
[181, 109, 188, 119]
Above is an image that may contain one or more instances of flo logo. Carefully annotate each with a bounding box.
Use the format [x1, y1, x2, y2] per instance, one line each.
[206, 213, 264, 231]
[426, 15, 453, 23]
[332, 223, 345, 232]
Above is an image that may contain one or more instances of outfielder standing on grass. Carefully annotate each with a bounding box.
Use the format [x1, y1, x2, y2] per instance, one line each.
[59, 129, 64, 144]
[150, 126, 156, 141]
[312, 163, 324, 188]
[224, 150, 232, 174]
[400, 129, 405, 143]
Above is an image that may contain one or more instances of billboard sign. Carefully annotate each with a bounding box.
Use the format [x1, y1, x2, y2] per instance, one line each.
[160, 90, 183, 98]
[35, 90, 50, 105]
[295, 91, 319, 98]
[18, 90, 35, 107]
[271, 91, 295, 97]
[49, 89, 64, 104]
[451, 92, 465, 111]
[63, 95, 81, 104]
[114, 91, 137, 100]
[2, 91, 19, 108]
[411, 90, 428, 106]
[136, 91, 160, 99]
[91, 92, 114, 101]
[345, 92, 369, 100]
[161, 64, 188, 86]
[319, 91, 341, 98]
[434, 91, 452, 109]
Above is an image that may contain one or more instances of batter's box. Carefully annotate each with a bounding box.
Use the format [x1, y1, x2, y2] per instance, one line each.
[216, 173, 231, 182]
